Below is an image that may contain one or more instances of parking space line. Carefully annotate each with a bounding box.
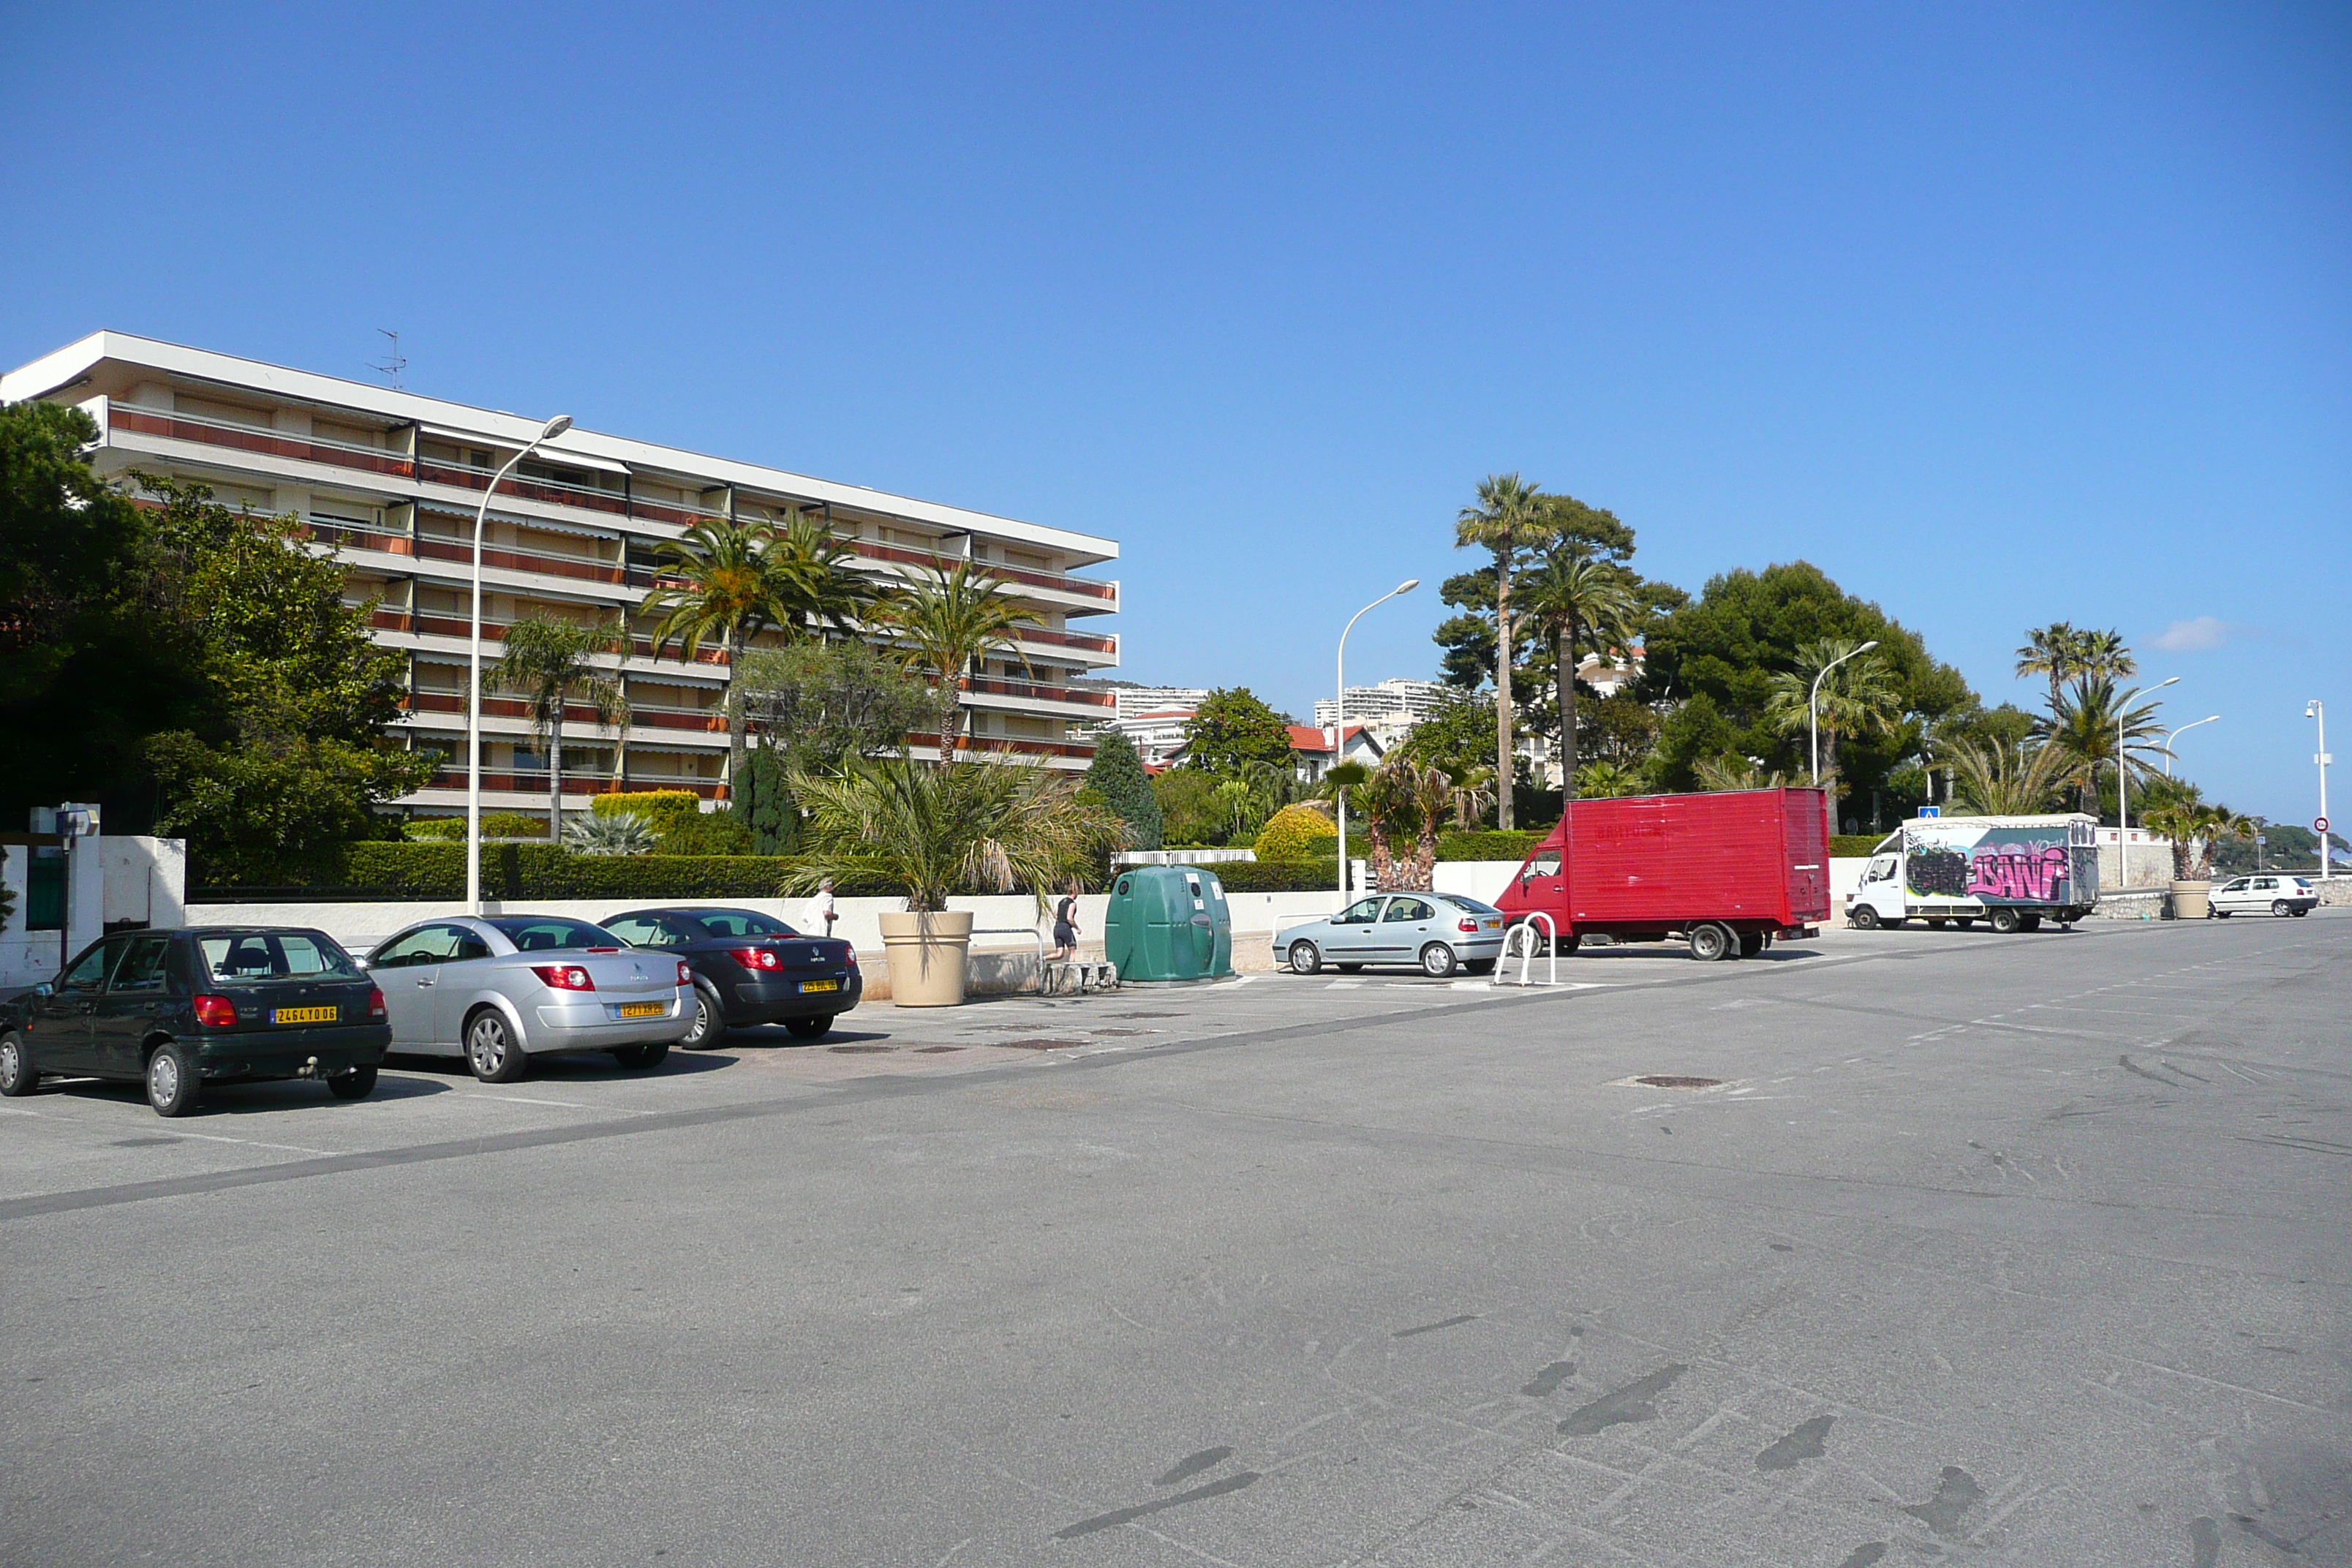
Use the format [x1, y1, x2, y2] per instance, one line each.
[151, 1129, 343, 1157]
[468, 1094, 592, 1109]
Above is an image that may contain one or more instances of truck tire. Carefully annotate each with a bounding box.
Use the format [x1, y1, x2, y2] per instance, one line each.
[2019, 913, 2043, 931]
[1989, 907, 2022, 935]
[1689, 923, 1735, 962]
[1738, 932, 1765, 959]
[1849, 905, 1880, 931]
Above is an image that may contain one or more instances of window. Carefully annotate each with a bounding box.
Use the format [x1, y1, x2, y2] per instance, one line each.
[1383, 898, 1434, 923]
[487, 916, 619, 952]
[1338, 898, 1383, 924]
[1869, 856, 1899, 883]
[200, 933, 358, 981]
[109, 935, 174, 992]
[61, 940, 116, 992]
[602, 916, 670, 948]
[1523, 851, 1562, 880]
[690, 911, 790, 938]
[370, 924, 473, 967]
[1439, 895, 1501, 915]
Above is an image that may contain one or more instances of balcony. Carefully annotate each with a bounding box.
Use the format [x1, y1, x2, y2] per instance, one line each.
[961, 676, 1116, 711]
[415, 456, 629, 516]
[421, 767, 726, 799]
[309, 516, 631, 589]
[370, 608, 730, 668]
[112, 405, 414, 479]
[853, 540, 1117, 608]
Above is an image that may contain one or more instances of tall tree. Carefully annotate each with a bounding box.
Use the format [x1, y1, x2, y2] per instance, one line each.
[1180, 687, 1294, 775]
[1521, 545, 1639, 788]
[867, 560, 1037, 758]
[2036, 675, 2168, 818]
[486, 611, 625, 838]
[765, 512, 876, 641]
[1763, 638, 1904, 822]
[2013, 623, 2082, 714]
[1082, 727, 1164, 850]
[1452, 473, 1553, 827]
[640, 518, 795, 784]
[736, 640, 935, 769]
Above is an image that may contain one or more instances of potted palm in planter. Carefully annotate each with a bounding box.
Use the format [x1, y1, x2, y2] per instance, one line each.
[783, 759, 1126, 1005]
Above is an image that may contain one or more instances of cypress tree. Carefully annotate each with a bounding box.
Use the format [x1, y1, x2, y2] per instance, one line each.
[1084, 728, 1162, 850]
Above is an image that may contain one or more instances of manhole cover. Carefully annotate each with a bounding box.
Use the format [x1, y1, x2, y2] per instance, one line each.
[1632, 1074, 1722, 1090]
[828, 1044, 895, 1054]
[996, 1039, 1088, 1050]
[914, 1045, 965, 1054]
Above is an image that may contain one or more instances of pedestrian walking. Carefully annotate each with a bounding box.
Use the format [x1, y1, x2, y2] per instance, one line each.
[1049, 880, 1081, 962]
[802, 876, 837, 938]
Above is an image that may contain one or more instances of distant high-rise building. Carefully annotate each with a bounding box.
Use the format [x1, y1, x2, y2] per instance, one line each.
[1312, 679, 1452, 730]
[1114, 686, 1211, 720]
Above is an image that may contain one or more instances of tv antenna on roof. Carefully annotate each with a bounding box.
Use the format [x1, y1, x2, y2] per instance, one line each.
[369, 329, 406, 389]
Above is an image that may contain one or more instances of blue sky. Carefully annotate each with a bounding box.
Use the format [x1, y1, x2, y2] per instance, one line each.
[4, 2, 2345, 823]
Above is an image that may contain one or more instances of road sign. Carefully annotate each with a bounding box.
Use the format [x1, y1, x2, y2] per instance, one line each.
[2318, 817, 2332, 834]
[1918, 805, 1940, 818]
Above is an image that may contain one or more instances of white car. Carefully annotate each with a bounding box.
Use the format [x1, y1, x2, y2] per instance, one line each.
[2209, 875, 2317, 918]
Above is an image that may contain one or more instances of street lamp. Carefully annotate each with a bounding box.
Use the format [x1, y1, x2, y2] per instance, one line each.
[2310, 700, 2333, 882]
[1333, 579, 1419, 902]
[1809, 641, 1877, 787]
[467, 413, 575, 913]
[2116, 675, 2179, 888]
[2160, 715, 2219, 776]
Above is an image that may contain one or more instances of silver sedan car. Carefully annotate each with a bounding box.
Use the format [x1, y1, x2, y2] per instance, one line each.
[361, 915, 693, 1082]
[1277, 892, 1509, 978]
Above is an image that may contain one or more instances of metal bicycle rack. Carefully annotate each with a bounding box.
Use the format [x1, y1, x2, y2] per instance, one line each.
[1493, 913, 1558, 987]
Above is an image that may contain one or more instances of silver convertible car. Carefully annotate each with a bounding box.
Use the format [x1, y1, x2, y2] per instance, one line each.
[360, 915, 693, 1082]
[1277, 892, 1509, 978]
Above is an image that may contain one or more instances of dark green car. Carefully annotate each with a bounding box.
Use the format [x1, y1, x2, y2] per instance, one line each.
[0, 927, 390, 1117]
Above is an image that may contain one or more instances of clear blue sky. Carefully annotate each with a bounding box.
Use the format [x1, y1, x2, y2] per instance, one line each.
[4, 3, 2345, 823]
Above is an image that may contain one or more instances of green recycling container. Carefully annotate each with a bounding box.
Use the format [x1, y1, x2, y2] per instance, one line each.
[1104, 865, 1233, 982]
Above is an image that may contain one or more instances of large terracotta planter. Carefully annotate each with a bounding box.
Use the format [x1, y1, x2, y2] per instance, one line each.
[878, 910, 973, 1007]
[2170, 880, 2211, 921]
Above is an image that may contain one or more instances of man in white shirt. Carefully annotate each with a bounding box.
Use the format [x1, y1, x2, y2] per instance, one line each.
[803, 877, 837, 938]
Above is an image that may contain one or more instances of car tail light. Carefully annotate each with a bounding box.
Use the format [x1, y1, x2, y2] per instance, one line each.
[676, 960, 693, 985]
[531, 964, 595, 992]
[192, 994, 238, 1028]
[844, 947, 857, 968]
[1458, 919, 1480, 933]
[731, 946, 782, 971]
[366, 987, 387, 1020]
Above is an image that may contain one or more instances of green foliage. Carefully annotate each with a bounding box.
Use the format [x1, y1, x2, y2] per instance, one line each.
[189, 841, 807, 898]
[1435, 829, 1546, 863]
[405, 816, 464, 841]
[482, 810, 553, 838]
[1394, 693, 1499, 776]
[656, 806, 755, 856]
[1573, 761, 1641, 798]
[737, 640, 932, 766]
[1151, 766, 1224, 846]
[1830, 834, 1888, 858]
[486, 610, 624, 834]
[564, 810, 655, 856]
[1082, 728, 1163, 850]
[1643, 693, 1743, 793]
[1254, 803, 1338, 861]
[736, 746, 797, 855]
[0, 404, 213, 822]
[590, 791, 703, 834]
[2212, 823, 2345, 875]
[1180, 687, 1294, 775]
[1196, 857, 1340, 892]
[866, 560, 1037, 751]
[780, 758, 1128, 912]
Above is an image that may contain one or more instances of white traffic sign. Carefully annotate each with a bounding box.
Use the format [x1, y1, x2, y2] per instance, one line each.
[2319, 817, 2332, 834]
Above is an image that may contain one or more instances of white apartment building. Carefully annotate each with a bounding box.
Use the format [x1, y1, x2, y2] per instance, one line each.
[0, 333, 1120, 815]
[1113, 686, 1210, 721]
[1109, 711, 1197, 769]
[1311, 679, 1450, 731]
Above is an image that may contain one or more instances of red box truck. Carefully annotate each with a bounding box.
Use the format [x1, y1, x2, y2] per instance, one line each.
[1493, 787, 1831, 960]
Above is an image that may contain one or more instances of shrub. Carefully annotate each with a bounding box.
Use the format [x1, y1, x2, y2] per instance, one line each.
[657, 807, 755, 857]
[565, 812, 655, 856]
[1253, 804, 1337, 862]
[483, 810, 553, 839]
[404, 817, 464, 842]
[1084, 729, 1162, 851]
[1831, 833, 1890, 858]
[1436, 829, 1546, 863]
[1183, 857, 1336, 893]
[590, 791, 704, 834]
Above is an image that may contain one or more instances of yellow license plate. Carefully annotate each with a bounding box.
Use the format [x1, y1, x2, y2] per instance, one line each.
[799, 979, 840, 994]
[271, 1006, 337, 1025]
[616, 1002, 666, 1019]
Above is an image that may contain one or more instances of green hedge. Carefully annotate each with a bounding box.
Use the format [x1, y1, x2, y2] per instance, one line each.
[1435, 829, 1546, 863]
[195, 842, 812, 901]
[1188, 859, 1338, 893]
[1831, 834, 1889, 858]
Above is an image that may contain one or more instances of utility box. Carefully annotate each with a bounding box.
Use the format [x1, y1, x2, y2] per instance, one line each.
[1104, 866, 1233, 983]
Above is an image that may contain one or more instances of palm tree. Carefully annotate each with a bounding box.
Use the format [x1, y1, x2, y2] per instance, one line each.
[1763, 638, 1903, 821]
[1440, 761, 1496, 831]
[2014, 623, 2082, 714]
[1942, 736, 2069, 815]
[639, 518, 794, 783]
[485, 611, 626, 838]
[1522, 544, 1638, 788]
[2035, 675, 2170, 816]
[1692, 755, 1784, 793]
[1454, 472, 1555, 829]
[867, 560, 1038, 760]
[780, 758, 1126, 913]
[2076, 629, 2136, 683]
[766, 511, 876, 641]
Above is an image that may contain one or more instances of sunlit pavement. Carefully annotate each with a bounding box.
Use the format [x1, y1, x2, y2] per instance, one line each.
[3, 910, 2345, 1564]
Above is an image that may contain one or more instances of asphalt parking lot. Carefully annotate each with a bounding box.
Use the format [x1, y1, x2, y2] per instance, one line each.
[4, 913, 2347, 1566]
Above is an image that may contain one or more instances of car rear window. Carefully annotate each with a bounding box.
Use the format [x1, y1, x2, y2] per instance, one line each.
[1439, 895, 1502, 915]
[200, 933, 358, 982]
[688, 910, 794, 938]
[487, 917, 622, 952]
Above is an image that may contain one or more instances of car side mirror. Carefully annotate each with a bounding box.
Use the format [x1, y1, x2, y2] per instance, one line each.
[31, 981, 53, 998]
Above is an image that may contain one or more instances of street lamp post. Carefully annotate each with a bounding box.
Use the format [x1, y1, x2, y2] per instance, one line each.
[2159, 715, 2219, 776]
[1809, 642, 1877, 837]
[2117, 676, 2179, 889]
[2310, 701, 2333, 882]
[1333, 580, 1419, 903]
[467, 413, 575, 913]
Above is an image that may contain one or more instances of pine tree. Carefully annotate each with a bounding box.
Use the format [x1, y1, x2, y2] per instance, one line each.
[1084, 728, 1162, 850]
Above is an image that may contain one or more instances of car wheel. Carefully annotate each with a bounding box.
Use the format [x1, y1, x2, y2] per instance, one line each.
[613, 1042, 668, 1071]
[146, 1041, 201, 1117]
[1287, 941, 1322, 976]
[327, 1063, 378, 1100]
[465, 1009, 527, 1084]
[679, 982, 724, 1049]
[1989, 907, 2022, 935]
[1849, 905, 1880, 930]
[0, 1033, 34, 1097]
[1419, 943, 1458, 978]
[785, 1016, 832, 1040]
[2293, 907, 2308, 916]
[2272, 900, 2292, 918]
[1463, 957, 1496, 975]
[1688, 923, 1733, 962]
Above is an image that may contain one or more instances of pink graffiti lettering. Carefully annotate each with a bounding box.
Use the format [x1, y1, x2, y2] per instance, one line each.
[1967, 845, 2070, 902]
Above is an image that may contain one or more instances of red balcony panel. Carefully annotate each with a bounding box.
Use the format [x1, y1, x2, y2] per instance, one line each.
[113, 407, 416, 479]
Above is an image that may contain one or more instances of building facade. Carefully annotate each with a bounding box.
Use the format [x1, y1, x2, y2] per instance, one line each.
[1311, 678, 1450, 731]
[1, 333, 1120, 816]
